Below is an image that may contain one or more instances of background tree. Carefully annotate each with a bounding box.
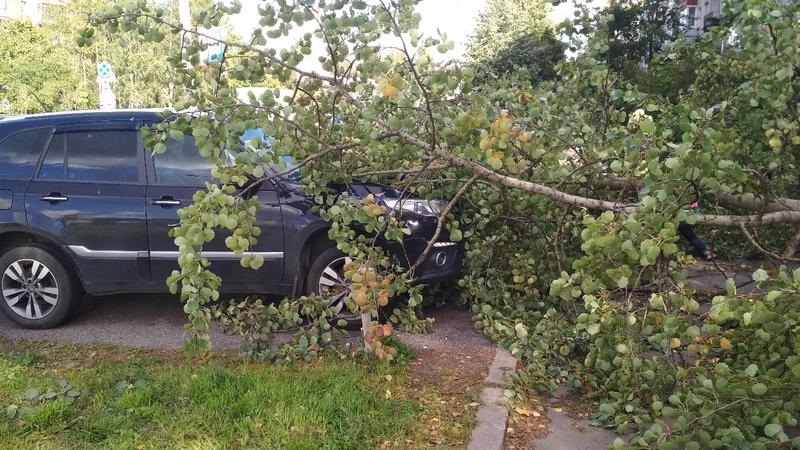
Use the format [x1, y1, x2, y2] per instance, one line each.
[467, 0, 564, 83]
[604, 0, 682, 73]
[89, 0, 800, 446]
[0, 0, 181, 113]
[0, 20, 91, 113]
[45, 0, 179, 109]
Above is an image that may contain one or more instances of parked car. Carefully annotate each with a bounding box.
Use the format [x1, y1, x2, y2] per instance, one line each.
[0, 110, 464, 329]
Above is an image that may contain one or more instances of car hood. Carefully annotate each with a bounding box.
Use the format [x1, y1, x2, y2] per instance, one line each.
[278, 178, 406, 200]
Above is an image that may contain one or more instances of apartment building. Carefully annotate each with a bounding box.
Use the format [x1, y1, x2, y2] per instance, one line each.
[681, 0, 795, 39]
[0, 0, 61, 24]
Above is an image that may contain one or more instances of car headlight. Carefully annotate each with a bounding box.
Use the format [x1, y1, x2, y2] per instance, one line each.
[383, 198, 448, 217]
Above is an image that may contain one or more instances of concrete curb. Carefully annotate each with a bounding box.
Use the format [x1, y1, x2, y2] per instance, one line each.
[467, 347, 517, 450]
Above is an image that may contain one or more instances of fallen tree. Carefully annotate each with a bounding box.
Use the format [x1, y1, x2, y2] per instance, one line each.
[87, 0, 800, 447]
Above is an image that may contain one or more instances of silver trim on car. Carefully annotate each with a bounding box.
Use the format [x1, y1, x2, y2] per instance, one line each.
[68, 246, 139, 259]
[69, 246, 283, 260]
[150, 251, 284, 260]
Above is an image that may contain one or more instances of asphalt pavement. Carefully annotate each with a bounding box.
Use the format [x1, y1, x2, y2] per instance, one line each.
[0, 294, 243, 350]
[0, 293, 492, 354]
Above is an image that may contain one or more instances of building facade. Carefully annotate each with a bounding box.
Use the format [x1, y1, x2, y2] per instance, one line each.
[681, 0, 795, 40]
[0, 0, 61, 24]
[680, 0, 720, 39]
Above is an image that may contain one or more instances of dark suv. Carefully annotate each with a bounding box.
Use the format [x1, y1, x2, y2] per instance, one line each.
[0, 110, 463, 329]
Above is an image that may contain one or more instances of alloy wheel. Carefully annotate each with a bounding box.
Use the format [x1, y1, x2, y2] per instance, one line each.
[318, 256, 358, 319]
[2, 259, 59, 320]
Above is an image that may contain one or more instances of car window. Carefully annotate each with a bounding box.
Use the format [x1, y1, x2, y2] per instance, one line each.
[152, 136, 215, 186]
[66, 130, 139, 183]
[37, 133, 66, 180]
[0, 128, 50, 179]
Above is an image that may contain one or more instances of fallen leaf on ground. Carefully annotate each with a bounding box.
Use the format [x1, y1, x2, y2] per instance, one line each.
[514, 407, 536, 416]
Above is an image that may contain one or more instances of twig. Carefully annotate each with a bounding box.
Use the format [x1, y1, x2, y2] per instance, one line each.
[408, 174, 481, 277]
[739, 223, 800, 263]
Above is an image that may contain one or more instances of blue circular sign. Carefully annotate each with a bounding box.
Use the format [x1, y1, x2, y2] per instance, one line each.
[97, 63, 112, 78]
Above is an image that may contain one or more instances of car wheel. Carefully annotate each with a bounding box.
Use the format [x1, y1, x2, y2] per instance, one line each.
[306, 246, 395, 329]
[0, 246, 78, 329]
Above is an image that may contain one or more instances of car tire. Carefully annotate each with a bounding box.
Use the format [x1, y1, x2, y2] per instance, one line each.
[0, 246, 79, 329]
[306, 246, 395, 330]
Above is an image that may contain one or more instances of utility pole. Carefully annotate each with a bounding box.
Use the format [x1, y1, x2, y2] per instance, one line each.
[179, 0, 191, 32]
[178, 0, 192, 67]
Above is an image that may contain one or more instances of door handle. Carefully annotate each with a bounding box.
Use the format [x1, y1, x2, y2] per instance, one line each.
[40, 193, 68, 202]
[152, 197, 181, 207]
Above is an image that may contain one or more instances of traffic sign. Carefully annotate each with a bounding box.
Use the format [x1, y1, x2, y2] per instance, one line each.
[97, 62, 114, 79]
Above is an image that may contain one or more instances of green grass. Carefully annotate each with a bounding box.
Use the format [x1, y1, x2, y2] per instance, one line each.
[0, 342, 420, 449]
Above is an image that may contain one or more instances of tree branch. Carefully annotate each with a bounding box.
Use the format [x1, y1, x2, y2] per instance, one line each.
[784, 226, 800, 259]
[407, 174, 481, 277]
[113, 11, 800, 229]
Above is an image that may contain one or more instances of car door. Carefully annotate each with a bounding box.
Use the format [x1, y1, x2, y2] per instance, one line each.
[24, 123, 150, 292]
[144, 134, 285, 288]
[0, 127, 51, 234]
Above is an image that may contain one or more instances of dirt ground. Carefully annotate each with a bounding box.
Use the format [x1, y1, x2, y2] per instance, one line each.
[394, 305, 498, 448]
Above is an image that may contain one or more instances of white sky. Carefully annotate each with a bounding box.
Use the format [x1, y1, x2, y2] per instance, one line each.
[549, 0, 609, 25]
[228, 0, 609, 62]
[230, 0, 487, 60]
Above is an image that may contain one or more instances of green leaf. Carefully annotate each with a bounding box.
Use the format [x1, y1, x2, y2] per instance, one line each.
[586, 323, 601, 335]
[450, 229, 463, 242]
[253, 165, 265, 178]
[764, 423, 782, 437]
[664, 157, 680, 169]
[5, 405, 17, 419]
[169, 129, 184, 141]
[752, 269, 769, 283]
[514, 323, 528, 339]
[23, 388, 39, 400]
[751, 383, 768, 396]
[725, 278, 736, 296]
[249, 255, 264, 270]
[745, 364, 759, 377]
[153, 142, 167, 154]
[639, 119, 656, 134]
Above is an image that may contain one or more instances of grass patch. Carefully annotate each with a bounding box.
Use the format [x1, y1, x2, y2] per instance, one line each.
[0, 340, 427, 449]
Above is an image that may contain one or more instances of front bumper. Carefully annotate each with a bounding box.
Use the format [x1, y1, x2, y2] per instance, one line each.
[411, 242, 465, 284]
[383, 237, 465, 285]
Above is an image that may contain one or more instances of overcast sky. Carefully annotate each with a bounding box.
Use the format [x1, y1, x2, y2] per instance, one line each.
[228, 0, 609, 61]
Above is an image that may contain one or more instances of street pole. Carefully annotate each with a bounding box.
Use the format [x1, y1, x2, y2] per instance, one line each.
[178, 0, 192, 69]
[179, 0, 191, 32]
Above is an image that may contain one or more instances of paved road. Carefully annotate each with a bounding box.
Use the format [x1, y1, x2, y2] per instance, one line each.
[0, 293, 491, 354]
[0, 294, 243, 350]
